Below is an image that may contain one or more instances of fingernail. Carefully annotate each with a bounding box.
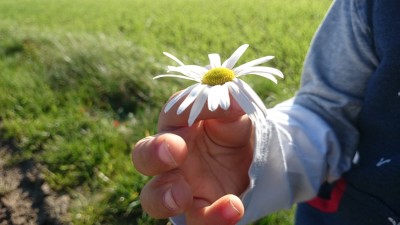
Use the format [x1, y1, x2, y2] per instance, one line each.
[159, 140, 177, 167]
[223, 198, 241, 219]
[163, 187, 179, 211]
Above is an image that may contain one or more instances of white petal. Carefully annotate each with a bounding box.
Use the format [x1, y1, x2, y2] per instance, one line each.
[188, 87, 209, 126]
[263, 67, 284, 78]
[234, 79, 268, 115]
[240, 72, 278, 84]
[166, 66, 202, 80]
[163, 52, 185, 66]
[167, 65, 207, 78]
[177, 84, 206, 115]
[222, 44, 249, 69]
[227, 82, 256, 117]
[207, 85, 222, 112]
[163, 53, 201, 78]
[219, 84, 231, 110]
[182, 65, 208, 76]
[164, 84, 198, 113]
[233, 56, 275, 74]
[235, 66, 284, 78]
[154, 74, 199, 82]
[209, 54, 221, 68]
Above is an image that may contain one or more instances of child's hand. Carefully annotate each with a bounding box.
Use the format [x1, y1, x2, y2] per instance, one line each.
[132, 96, 254, 225]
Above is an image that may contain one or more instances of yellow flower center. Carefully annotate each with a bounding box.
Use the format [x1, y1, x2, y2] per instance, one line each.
[201, 67, 235, 86]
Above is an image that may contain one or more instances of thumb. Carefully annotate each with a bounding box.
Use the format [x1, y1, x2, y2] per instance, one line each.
[187, 194, 244, 225]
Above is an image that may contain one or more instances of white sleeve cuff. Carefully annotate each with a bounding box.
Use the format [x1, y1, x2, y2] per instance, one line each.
[238, 99, 345, 224]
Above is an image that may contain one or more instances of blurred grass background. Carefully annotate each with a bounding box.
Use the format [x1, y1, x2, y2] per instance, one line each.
[0, 0, 331, 224]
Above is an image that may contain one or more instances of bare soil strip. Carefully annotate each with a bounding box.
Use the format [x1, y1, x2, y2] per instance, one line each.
[0, 141, 70, 225]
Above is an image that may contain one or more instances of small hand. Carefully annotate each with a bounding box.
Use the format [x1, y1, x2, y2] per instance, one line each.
[132, 97, 254, 225]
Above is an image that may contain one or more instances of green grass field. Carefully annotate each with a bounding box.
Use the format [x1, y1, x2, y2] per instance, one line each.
[0, 0, 331, 224]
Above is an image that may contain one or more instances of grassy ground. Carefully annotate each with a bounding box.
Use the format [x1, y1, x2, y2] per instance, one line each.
[0, 0, 331, 224]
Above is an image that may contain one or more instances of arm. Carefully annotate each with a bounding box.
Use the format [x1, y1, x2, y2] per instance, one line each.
[239, 0, 378, 223]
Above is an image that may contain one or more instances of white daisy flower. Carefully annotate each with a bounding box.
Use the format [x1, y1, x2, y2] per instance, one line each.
[154, 44, 283, 127]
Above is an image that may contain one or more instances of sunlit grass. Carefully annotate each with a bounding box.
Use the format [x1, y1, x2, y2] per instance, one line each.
[0, 0, 331, 224]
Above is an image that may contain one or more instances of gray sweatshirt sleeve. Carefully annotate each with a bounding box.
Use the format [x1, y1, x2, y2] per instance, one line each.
[238, 0, 378, 224]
